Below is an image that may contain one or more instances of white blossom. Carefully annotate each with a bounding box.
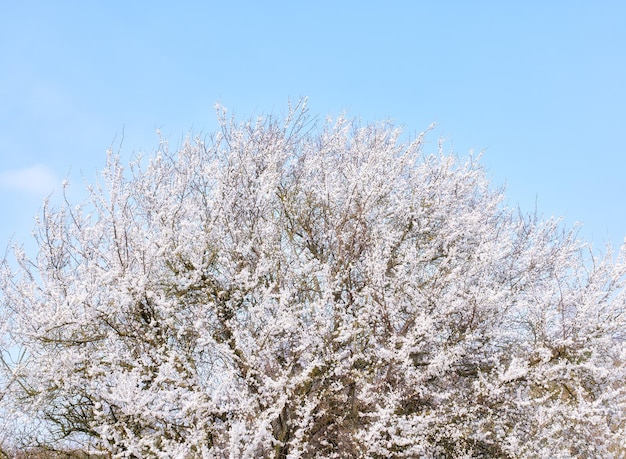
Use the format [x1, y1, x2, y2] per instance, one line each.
[1, 100, 625, 457]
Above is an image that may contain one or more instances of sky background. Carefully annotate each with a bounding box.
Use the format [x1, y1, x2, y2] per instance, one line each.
[1, 1, 625, 258]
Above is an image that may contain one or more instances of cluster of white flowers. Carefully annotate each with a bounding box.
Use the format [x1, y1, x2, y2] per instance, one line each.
[1, 100, 625, 457]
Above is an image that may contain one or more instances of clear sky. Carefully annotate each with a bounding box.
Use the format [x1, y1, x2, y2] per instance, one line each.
[1, 1, 625, 257]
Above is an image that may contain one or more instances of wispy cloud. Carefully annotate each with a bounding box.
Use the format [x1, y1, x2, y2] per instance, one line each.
[0, 164, 58, 195]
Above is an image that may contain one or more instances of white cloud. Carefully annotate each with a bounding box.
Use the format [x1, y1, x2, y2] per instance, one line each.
[0, 164, 58, 195]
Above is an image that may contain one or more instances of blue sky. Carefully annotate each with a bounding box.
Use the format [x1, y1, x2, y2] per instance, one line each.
[1, 1, 625, 256]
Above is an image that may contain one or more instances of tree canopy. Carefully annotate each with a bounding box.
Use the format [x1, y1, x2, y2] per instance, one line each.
[1, 101, 625, 458]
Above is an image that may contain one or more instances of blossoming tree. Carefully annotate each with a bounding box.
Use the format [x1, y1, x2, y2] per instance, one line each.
[1, 101, 625, 457]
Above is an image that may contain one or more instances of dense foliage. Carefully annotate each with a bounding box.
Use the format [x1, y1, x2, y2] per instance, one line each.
[1, 102, 625, 457]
